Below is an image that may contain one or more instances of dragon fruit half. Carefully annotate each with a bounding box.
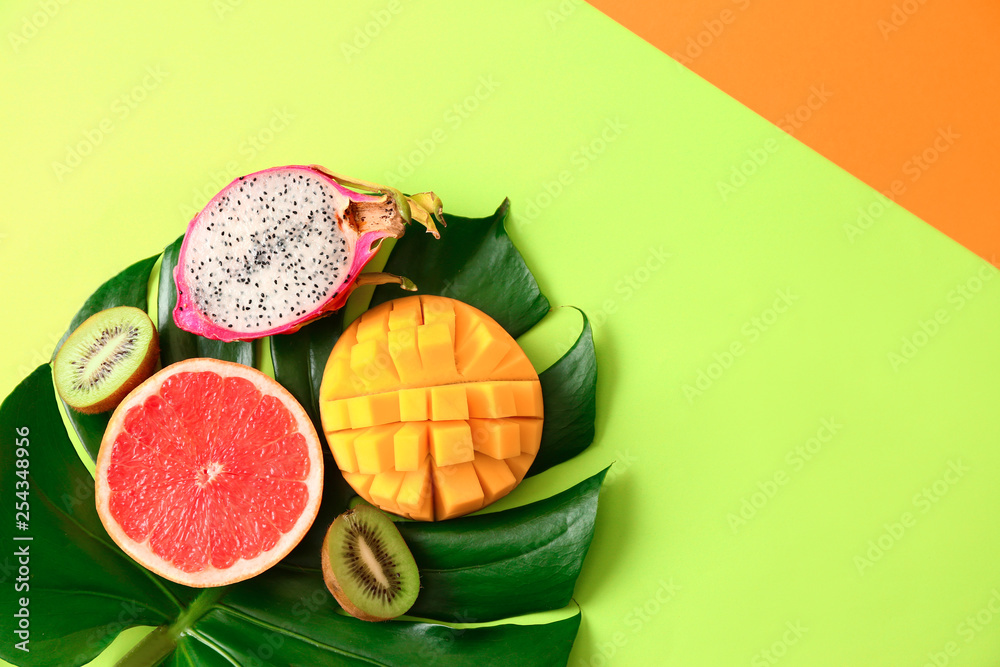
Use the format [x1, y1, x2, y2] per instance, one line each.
[173, 165, 444, 342]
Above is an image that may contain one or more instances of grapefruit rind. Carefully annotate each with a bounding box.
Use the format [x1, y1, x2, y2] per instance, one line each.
[94, 358, 324, 588]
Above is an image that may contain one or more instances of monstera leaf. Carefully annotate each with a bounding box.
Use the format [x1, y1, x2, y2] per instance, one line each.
[54, 255, 159, 464]
[0, 201, 603, 667]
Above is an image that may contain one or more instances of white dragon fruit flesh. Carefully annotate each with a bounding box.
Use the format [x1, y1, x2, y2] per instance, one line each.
[173, 165, 443, 342]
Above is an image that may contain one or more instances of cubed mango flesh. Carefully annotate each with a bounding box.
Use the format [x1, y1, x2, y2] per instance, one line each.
[354, 424, 402, 474]
[320, 295, 544, 521]
[320, 398, 352, 432]
[466, 382, 517, 418]
[398, 386, 429, 422]
[369, 469, 407, 514]
[472, 452, 518, 506]
[430, 384, 469, 421]
[397, 457, 432, 519]
[432, 461, 484, 520]
[416, 323, 456, 381]
[469, 418, 520, 460]
[388, 328, 423, 384]
[394, 422, 428, 471]
[508, 417, 543, 456]
[456, 321, 511, 378]
[429, 420, 475, 467]
[388, 296, 423, 331]
[350, 339, 399, 392]
[346, 392, 400, 429]
[355, 306, 391, 343]
[342, 472, 374, 496]
[327, 430, 360, 473]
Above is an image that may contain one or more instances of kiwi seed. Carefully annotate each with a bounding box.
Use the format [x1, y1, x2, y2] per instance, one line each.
[53, 306, 159, 414]
[321, 505, 420, 622]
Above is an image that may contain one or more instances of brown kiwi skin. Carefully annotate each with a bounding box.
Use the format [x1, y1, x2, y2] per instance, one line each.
[54, 310, 160, 415]
[321, 512, 393, 622]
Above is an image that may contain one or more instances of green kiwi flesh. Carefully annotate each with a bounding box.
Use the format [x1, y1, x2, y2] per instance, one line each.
[53, 306, 159, 414]
[321, 505, 420, 622]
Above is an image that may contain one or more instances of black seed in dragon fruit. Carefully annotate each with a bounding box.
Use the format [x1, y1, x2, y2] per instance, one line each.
[172, 165, 444, 342]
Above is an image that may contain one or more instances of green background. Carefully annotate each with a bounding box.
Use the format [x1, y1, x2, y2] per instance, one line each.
[2, 0, 999, 665]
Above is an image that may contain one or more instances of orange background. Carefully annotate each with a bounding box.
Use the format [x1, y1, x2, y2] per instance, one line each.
[586, 0, 1000, 263]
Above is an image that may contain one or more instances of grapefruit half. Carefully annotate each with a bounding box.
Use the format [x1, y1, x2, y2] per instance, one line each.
[95, 358, 324, 587]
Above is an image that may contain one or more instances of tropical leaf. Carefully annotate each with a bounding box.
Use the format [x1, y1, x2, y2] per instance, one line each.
[271, 202, 593, 569]
[52, 255, 159, 464]
[0, 366, 588, 666]
[369, 199, 550, 338]
[174, 569, 581, 667]
[398, 469, 608, 622]
[272, 201, 551, 437]
[0, 200, 605, 667]
[531, 311, 598, 476]
[0, 366, 195, 667]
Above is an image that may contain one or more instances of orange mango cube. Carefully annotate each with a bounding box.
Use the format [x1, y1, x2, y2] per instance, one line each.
[472, 452, 518, 506]
[394, 422, 428, 471]
[319, 295, 544, 520]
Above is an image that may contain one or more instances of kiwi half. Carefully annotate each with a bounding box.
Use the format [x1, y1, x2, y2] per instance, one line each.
[53, 306, 159, 414]
[321, 505, 420, 622]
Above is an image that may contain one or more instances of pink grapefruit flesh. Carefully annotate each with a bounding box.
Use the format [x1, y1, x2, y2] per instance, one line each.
[95, 358, 324, 587]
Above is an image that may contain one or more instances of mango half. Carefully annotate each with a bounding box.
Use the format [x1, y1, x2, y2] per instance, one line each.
[320, 295, 543, 520]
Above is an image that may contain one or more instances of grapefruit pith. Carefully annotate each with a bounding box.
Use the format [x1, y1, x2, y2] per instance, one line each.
[95, 358, 323, 587]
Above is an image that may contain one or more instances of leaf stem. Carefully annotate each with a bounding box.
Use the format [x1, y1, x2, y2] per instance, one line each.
[114, 586, 229, 667]
[113, 626, 174, 667]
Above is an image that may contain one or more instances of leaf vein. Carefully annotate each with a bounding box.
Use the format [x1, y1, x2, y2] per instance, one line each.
[185, 629, 242, 666]
[214, 605, 386, 665]
[416, 517, 585, 574]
